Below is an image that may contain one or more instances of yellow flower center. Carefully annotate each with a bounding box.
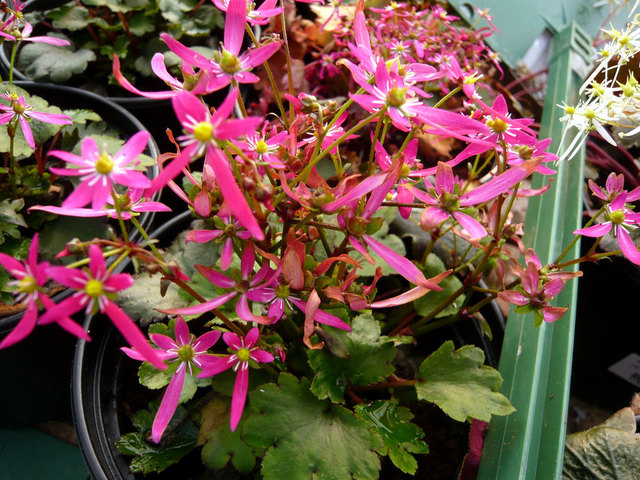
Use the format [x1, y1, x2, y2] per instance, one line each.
[193, 122, 214, 142]
[236, 347, 251, 362]
[584, 109, 596, 120]
[177, 344, 195, 362]
[255, 139, 269, 155]
[610, 209, 626, 224]
[17, 275, 38, 295]
[564, 105, 576, 115]
[220, 49, 241, 74]
[386, 87, 407, 108]
[487, 117, 509, 133]
[400, 163, 412, 178]
[85, 279, 104, 298]
[95, 152, 114, 175]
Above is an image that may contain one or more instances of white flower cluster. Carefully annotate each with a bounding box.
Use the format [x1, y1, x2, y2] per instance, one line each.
[558, 12, 640, 160]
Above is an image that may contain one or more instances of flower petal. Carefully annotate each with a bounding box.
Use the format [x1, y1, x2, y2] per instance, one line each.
[152, 363, 186, 443]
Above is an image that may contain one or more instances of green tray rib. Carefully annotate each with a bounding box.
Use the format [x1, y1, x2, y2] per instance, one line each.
[477, 23, 592, 480]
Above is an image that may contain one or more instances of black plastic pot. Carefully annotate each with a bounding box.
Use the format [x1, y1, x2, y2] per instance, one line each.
[72, 211, 192, 480]
[0, 80, 160, 427]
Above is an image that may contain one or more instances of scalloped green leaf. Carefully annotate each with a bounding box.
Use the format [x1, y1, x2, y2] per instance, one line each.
[200, 400, 260, 473]
[48, 5, 90, 31]
[18, 39, 95, 82]
[414, 254, 463, 318]
[243, 373, 382, 480]
[307, 314, 396, 403]
[563, 407, 640, 480]
[355, 400, 429, 475]
[415, 341, 514, 422]
[117, 403, 198, 474]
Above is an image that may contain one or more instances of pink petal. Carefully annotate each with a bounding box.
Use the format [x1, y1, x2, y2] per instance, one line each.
[206, 147, 264, 240]
[324, 172, 387, 213]
[223, 330, 243, 350]
[618, 228, 640, 265]
[105, 301, 166, 370]
[194, 265, 235, 288]
[244, 327, 260, 348]
[243, 41, 282, 68]
[363, 234, 443, 289]
[0, 298, 38, 348]
[240, 244, 255, 280]
[251, 349, 274, 363]
[224, 0, 247, 55]
[421, 206, 450, 230]
[461, 163, 537, 206]
[236, 295, 272, 324]
[197, 354, 236, 377]
[174, 317, 190, 346]
[19, 116, 35, 150]
[288, 297, 351, 331]
[193, 330, 221, 353]
[150, 333, 179, 351]
[152, 363, 186, 443]
[113, 54, 176, 99]
[158, 291, 237, 315]
[148, 144, 198, 195]
[186, 230, 223, 243]
[573, 222, 612, 237]
[542, 306, 568, 323]
[498, 290, 529, 306]
[229, 366, 249, 431]
[452, 211, 487, 240]
[221, 238, 234, 270]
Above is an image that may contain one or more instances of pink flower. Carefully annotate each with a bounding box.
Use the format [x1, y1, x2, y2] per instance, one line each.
[0, 92, 72, 150]
[148, 89, 264, 239]
[498, 251, 579, 325]
[112, 53, 210, 100]
[48, 132, 152, 210]
[161, 0, 281, 93]
[122, 317, 221, 443]
[197, 327, 274, 431]
[212, 0, 284, 26]
[39, 245, 166, 369]
[0, 234, 88, 347]
[0, 22, 71, 47]
[30, 187, 170, 219]
[574, 190, 640, 265]
[159, 243, 275, 324]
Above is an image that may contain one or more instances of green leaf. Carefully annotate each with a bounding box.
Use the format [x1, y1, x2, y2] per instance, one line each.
[118, 272, 188, 324]
[139, 362, 172, 390]
[48, 5, 90, 31]
[413, 254, 463, 318]
[307, 313, 396, 403]
[18, 39, 95, 82]
[563, 407, 640, 480]
[128, 12, 156, 36]
[83, 0, 149, 13]
[0, 199, 26, 228]
[63, 109, 102, 125]
[415, 341, 515, 422]
[243, 373, 382, 480]
[200, 400, 260, 473]
[117, 403, 199, 474]
[355, 400, 429, 475]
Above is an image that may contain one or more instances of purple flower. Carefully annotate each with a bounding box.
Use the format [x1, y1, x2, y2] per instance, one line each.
[48, 132, 152, 210]
[0, 92, 72, 150]
[122, 317, 221, 443]
[39, 245, 166, 369]
[0, 234, 88, 347]
[197, 327, 274, 431]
